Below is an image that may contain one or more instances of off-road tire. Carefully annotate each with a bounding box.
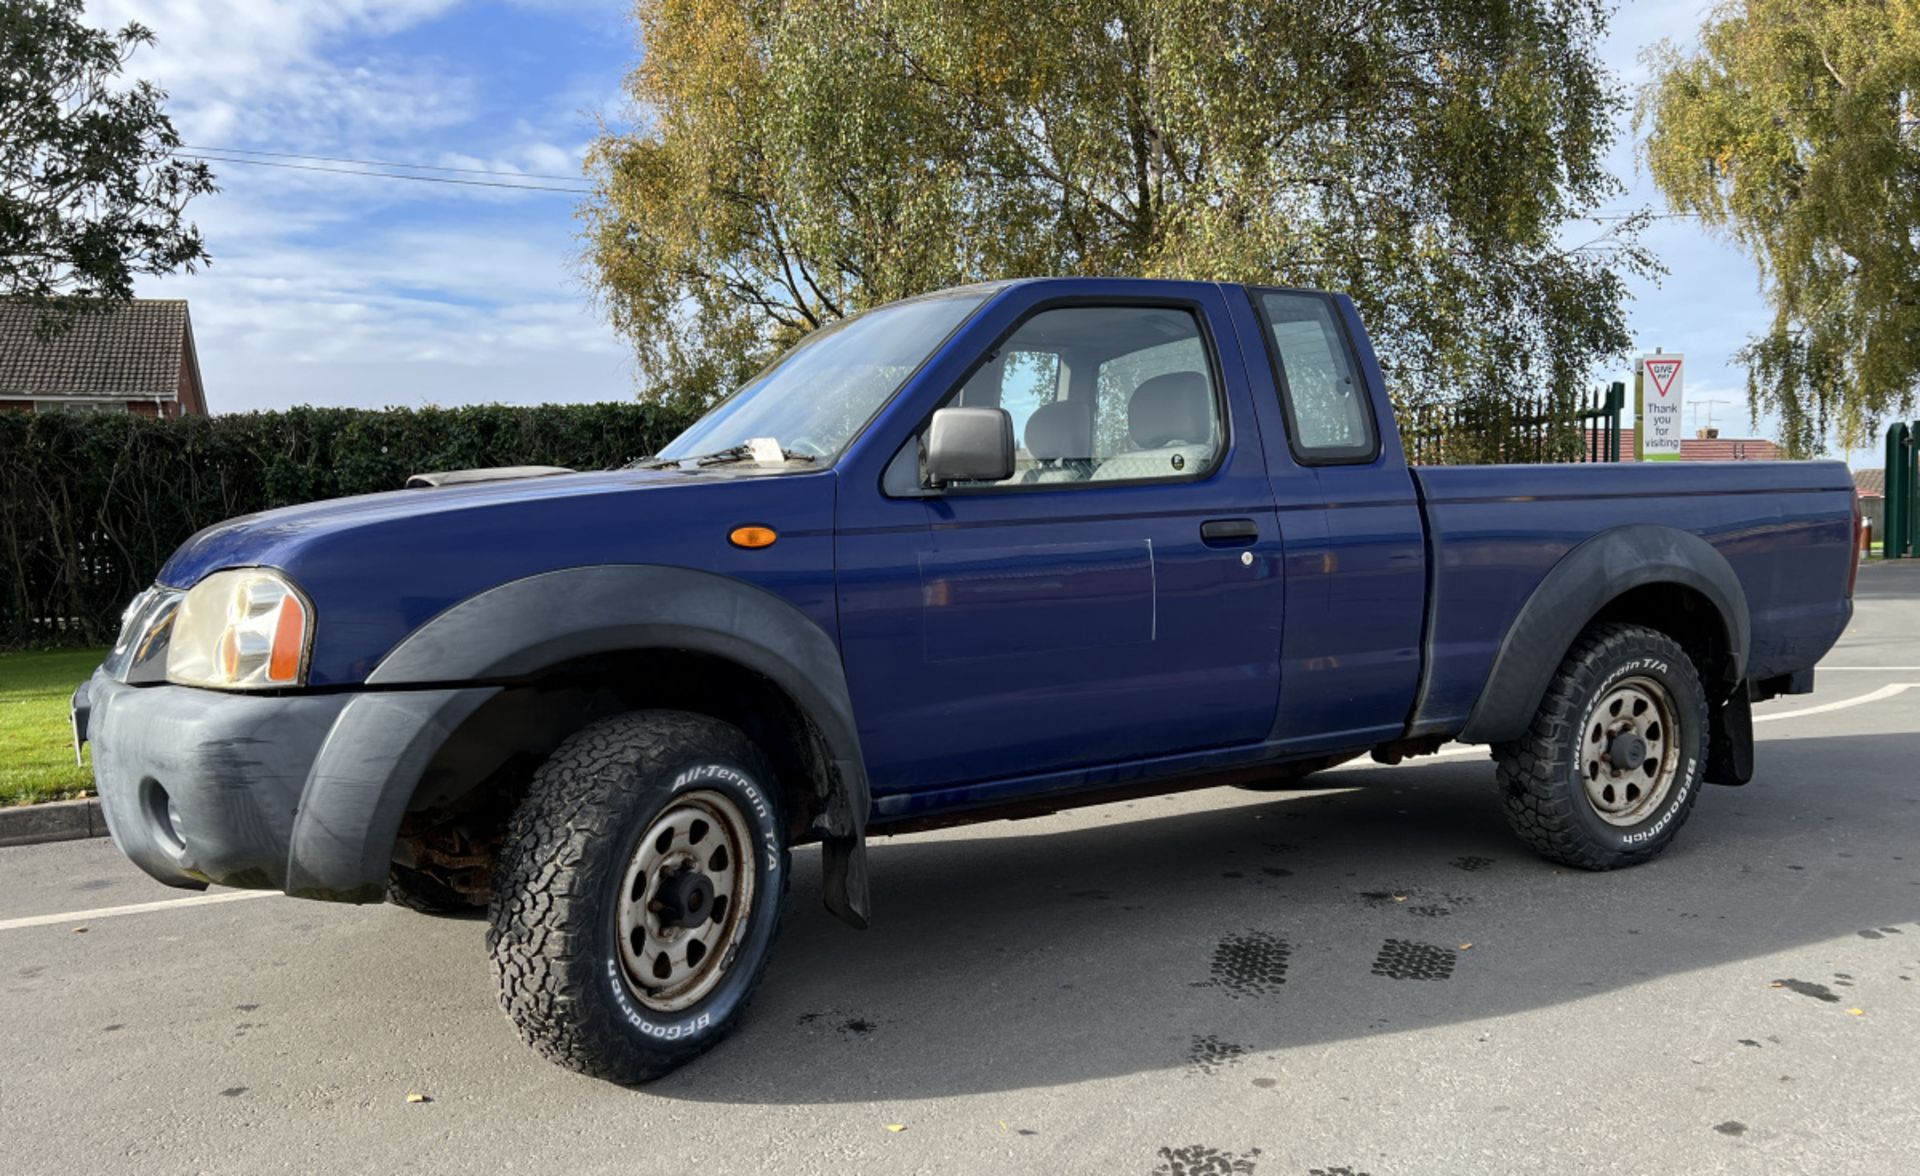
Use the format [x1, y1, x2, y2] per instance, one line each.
[488, 710, 788, 1085]
[1494, 623, 1708, 870]
[387, 863, 483, 915]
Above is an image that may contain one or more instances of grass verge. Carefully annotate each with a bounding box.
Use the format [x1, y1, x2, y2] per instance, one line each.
[0, 648, 106, 807]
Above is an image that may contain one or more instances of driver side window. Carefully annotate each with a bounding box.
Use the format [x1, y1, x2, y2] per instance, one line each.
[940, 305, 1221, 488]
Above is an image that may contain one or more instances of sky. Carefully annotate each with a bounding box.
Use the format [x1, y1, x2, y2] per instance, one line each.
[91, 0, 1877, 464]
[91, 0, 637, 412]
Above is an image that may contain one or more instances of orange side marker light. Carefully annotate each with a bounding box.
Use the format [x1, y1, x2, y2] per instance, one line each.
[729, 525, 778, 549]
[267, 594, 307, 682]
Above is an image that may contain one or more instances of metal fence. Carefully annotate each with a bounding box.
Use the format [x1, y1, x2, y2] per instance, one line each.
[1401, 381, 1625, 466]
[1886, 421, 1918, 559]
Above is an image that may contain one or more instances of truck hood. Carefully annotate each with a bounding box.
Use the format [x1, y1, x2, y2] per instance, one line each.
[159, 468, 691, 585]
[155, 467, 840, 686]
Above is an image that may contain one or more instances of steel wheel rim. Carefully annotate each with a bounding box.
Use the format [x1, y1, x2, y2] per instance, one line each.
[615, 788, 756, 1012]
[1580, 674, 1680, 827]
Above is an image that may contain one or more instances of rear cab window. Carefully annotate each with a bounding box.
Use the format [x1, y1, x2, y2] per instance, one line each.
[1254, 290, 1378, 464]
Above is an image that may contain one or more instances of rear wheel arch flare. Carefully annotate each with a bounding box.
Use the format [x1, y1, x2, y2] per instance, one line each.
[1460, 525, 1750, 744]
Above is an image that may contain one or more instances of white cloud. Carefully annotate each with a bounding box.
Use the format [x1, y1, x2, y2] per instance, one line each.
[87, 0, 635, 412]
[498, 0, 628, 16]
[90, 1, 457, 90]
[437, 139, 589, 181]
[187, 60, 478, 147]
[138, 157, 628, 413]
[87, 3, 477, 143]
[178, 218, 628, 410]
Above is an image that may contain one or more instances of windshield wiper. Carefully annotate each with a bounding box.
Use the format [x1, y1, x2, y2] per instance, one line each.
[635, 443, 817, 470]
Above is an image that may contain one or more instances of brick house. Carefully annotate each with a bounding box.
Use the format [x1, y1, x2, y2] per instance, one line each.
[1855, 467, 1885, 542]
[0, 300, 207, 417]
[1617, 427, 1782, 462]
[1585, 427, 1783, 462]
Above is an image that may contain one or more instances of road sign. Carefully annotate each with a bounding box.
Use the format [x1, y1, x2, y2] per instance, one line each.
[1635, 353, 1684, 461]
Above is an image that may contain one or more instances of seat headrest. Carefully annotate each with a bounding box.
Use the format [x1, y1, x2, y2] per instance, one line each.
[1023, 399, 1093, 461]
[1128, 372, 1212, 448]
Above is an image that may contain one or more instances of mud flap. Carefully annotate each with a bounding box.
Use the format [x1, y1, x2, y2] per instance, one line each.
[819, 836, 871, 929]
[814, 754, 872, 929]
[1705, 688, 1754, 786]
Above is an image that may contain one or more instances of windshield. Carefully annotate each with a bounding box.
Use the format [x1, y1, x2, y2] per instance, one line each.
[652, 290, 989, 465]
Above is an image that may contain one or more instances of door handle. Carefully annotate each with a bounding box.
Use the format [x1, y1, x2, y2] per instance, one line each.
[1200, 518, 1260, 546]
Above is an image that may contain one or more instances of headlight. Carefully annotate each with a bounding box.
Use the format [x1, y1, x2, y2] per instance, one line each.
[103, 586, 183, 684]
[166, 569, 313, 689]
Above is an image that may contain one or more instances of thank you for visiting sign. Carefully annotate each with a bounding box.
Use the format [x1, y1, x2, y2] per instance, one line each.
[1635, 352, 1684, 461]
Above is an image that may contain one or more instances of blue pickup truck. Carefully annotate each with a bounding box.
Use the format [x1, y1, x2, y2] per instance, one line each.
[76, 278, 1857, 1084]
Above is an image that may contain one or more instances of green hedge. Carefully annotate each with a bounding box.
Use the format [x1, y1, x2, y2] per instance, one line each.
[0, 403, 698, 649]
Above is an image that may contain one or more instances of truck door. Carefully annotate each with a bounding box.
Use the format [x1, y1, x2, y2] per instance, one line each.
[834, 282, 1285, 810]
[1231, 288, 1428, 751]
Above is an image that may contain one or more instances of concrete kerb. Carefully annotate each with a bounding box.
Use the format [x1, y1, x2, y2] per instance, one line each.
[0, 798, 107, 848]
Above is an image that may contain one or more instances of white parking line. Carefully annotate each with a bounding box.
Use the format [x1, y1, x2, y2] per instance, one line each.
[1425, 744, 1488, 759]
[1328, 682, 1919, 776]
[0, 889, 277, 933]
[1815, 666, 1920, 671]
[1342, 743, 1486, 771]
[1754, 683, 1918, 723]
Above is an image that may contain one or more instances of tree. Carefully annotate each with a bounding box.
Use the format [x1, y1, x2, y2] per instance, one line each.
[1642, 0, 1920, 457]
[583, 0, 1649, 415]
[0, 0, 213, 332]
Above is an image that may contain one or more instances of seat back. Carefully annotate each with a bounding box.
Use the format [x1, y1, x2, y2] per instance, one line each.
[1089, 371, 1216, 481]
[1021, 399, 1095, 483]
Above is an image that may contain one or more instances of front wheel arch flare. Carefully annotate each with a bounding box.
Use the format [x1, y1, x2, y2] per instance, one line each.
[365, 564, 872, 927]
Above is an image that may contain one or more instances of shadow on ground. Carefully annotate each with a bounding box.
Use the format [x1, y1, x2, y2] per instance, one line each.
[639, 732, 1920, 1104]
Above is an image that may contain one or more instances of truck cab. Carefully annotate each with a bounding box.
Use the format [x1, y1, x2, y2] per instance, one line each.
[839, 280, 1426, 812]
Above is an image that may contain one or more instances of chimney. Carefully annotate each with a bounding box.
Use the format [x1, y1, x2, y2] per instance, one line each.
[1697, 427, 1720, 439]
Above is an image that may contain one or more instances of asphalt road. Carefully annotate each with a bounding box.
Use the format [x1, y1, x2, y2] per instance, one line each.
[5, 564, 1919, 1176]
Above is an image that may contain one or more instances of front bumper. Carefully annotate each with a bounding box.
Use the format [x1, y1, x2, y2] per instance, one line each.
[83, 670, 498, 901]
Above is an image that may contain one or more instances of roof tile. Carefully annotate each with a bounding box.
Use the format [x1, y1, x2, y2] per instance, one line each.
[1586, 428, 1783, 462]
[0, 300, 190, 399]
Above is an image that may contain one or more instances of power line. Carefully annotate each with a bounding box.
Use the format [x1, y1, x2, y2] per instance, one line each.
[178, 153, 593, 194]
[1585, 211, 1705, 222]
[174, 148, 1717, 214]
[182, 144, 586, 183]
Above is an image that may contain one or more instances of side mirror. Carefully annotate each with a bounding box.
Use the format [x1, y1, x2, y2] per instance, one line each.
[924, 407, 1014, 487]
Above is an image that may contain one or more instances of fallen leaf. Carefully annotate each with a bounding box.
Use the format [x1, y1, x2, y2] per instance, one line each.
[1392, 895, 1407, 903]
[998, 1121, 1010, 1133]
[71, 926, 88, 934]
[884, 1124, 906, 1133]
[1769, 982, 1784, 989]
[1458, 943, 1473, 951]
[1847, 1008, 1865, 1017]
[405, 1091, 431, 1104]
